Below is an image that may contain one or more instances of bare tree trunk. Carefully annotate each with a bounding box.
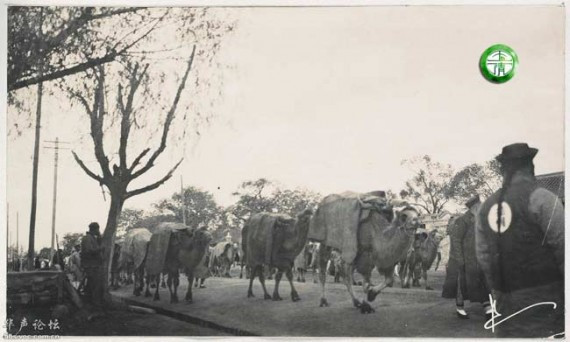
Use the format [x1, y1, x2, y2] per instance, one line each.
[101, 192, 124, 303]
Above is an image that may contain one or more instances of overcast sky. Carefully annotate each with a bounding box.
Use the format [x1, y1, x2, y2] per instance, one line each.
[6, 5, 564, 251]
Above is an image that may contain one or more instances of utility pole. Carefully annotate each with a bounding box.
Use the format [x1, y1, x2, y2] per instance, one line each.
[44, 138, 70, 261]
[50, 137, 59, 261]
[7, 203, 9, 265]
[28, 8, 44, 270]
[16, 212, 19, 271]
[181, 175, 186, 225]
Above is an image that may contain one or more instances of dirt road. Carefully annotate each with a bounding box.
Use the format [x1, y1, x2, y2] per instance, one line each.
[111, 269, 494, 337]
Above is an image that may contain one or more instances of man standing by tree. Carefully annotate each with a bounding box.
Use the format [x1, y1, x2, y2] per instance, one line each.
[81, 222, 104, 308]
[476, 143, 564, 337]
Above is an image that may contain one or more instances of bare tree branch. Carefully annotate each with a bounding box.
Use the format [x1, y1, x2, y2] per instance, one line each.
[88, 67, 112, 179]
[125, 159, 183, 199]
[118, 63, 148, 170]
[10, 53, 117, 91]
[129, 148, 150, 172]
[72, 151, 104, 183]
[131, 45, 196, 180]
[9, 8, 159, 92]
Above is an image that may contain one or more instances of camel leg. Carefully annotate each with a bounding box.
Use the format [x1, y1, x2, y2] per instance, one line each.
[134, 268, 142, 296]
[144, 274, 152, 297]
[366, 267, 392, 304]
[286, 267, 300, 302]
[153, 275, 160, 301]
[383, 267, 395, 288]
[318, 246, 331, 307]
[359, 271, 376, 314]
[247, 266, 257, 298]
[343, 263, 362, 309]
[239, 264, 244, 279]
[167, 273, 175, 303]
[172, 270, 180, 303]
[272, 270, 283, 301]
[423, 267, 432, 290]
[258, 266, 272, 300]
[413, 264, 421, 287]
[185, 271, 194, 302]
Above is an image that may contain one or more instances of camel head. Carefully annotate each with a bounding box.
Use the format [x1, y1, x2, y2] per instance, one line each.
[394, 206, 420, 235]
[296, 208, 313, 227]
[428, 229, 444, 245]
[178, 226, 212, 251]
[223, 242, 237, 262]
[278, 209, 314, 256]
[194, 226, 213, 248]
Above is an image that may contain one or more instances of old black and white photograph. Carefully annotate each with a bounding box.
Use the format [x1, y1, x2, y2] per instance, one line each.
[3, 3, 566, 339]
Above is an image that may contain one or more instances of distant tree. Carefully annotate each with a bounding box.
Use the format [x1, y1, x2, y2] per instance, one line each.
[134, 214, 179, 233]
[230, 178, 321, 224]
[61, 232, 83, 256]
[449, 160, 502, 202]
[401, 155, 455, 214]
[118, 208, 145, 230]
[270, 188, 321, 217]
[154, 186, 220, 229]
[230, 178, 278, 223]
[38, 247, 51, 260]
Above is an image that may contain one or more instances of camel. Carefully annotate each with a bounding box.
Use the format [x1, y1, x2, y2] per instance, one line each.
[144, 223, 212, 303]
[400, 229, 443, 290]
[310, 192, 420, 314]
[209, 241, 238, 277]
[117, 228, 152, 297]
[242, 209, 313, 301]
[294, 242, 316, 282]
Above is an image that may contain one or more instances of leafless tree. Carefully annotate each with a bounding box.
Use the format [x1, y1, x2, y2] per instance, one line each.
[70, 48, 195, 299]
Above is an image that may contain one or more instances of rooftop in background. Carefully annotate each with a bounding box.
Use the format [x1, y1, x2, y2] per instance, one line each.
[536, 171, 564, 201]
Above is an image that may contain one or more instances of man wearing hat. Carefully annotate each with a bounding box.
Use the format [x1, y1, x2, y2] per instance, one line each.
[442, 195, 491, 320]
[476, 143, 564, 337]
[81, 222, 104, 307]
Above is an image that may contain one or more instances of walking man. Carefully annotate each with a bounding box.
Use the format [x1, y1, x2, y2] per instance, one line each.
[81, 222, 104, 307]
[476, 143, 564, 337]
[443, 195, 491, 319]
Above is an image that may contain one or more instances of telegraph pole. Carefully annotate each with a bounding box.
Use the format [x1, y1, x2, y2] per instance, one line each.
[181, 176, 186, 225]
[16, 212, 19, 271]
[50, 138, 59, 261]
[28, 8, 44, 270]
[7, 203, 9, 265]
[44, 138, 70, 261]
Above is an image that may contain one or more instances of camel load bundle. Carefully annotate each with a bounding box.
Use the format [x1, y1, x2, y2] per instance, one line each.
[145, 222, 190, 277]
[308, 191, 389, 264]
[118, 228, 152, 271]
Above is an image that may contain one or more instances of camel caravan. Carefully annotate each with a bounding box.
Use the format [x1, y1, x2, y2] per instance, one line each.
[108, 190, 443, 312]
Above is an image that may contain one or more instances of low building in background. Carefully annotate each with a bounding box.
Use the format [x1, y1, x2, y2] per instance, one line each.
[536, 171, 564, 204]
